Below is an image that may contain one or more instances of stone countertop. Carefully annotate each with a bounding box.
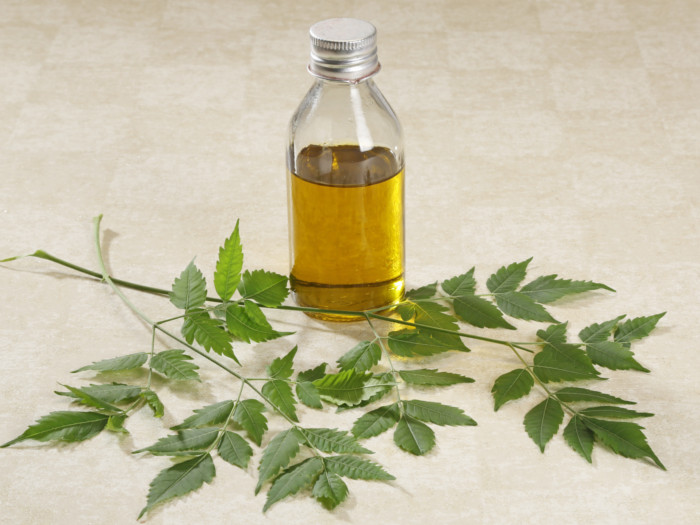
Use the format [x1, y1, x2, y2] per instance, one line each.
[0, 1, 698, 524]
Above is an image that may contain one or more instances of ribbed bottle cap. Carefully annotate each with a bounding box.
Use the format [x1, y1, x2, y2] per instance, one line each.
[308, 18, 380, 82]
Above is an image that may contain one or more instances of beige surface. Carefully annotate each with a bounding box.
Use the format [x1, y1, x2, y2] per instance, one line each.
[1, 0, 699, 523]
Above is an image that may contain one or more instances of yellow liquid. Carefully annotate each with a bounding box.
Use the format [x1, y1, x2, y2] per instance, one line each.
[289, 144, 405, 320]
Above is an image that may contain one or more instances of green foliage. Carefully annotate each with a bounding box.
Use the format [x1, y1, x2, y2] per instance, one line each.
[140, 389, 164, 418]
[226, 301, 291, 343]
[324, 455, 394, 480]
[524, 398, 564, 452]
[387, 328, 466, 357]
[451, 293, 515, 329]
[237, 269, 289, 307]
[256, 428, 302, 494]
[181, 310, 237, 363]
[563, 415, 594, 462]
[264, 457, 324, 512]
[398, 368, 474, 386]
[394, 415, 435, 455]
[56, 382, 141, 404]
[495, 291, 557, 323]
[214, 221, 244, 301]
[402, 400, 476, 427]
[133, 428, 219, 456]
[405, 282, 437, 300]
[72, 352, 148, 373]
[553, 387, 634, 405]
[520, 275, 613, 304]
[337, 341, 382, 373]
[171, 400, 234, 430]
[579, 406, 654, 419]
[297, 363, 327, 382]
[491, 369, 534, 411]
[352, 403, 400, 439]
[262, 380, 298, 422]
[312, 470, 348, 510]
[583, 418, 665, 469]
[295, 381, 322, 409]
[301, 428, 372, 454]
[169, 259, 207, 310]
[614, 313, 666, 347]
[313, 369, 372, 406]
[441, 268, 476, 296]
[150, 349, 200, 381]
[1, 411, 109, 447]
[57, 384, 124, 414]
[487, 258, 532, 293]
[533, 323, 599, 383]
[579, 316, 649, 372]
[217, 431, 253, 469]
[233, 399, 267, 446]
[139, 453, 215, 519]
[266, 347, 297, 380]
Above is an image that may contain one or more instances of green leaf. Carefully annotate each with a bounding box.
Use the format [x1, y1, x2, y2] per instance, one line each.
[563, 415, 594, 463]
[1, 411, 109, 447]
[580, 406, 654, 419]
[256, 428, 303, 494]
[405, 282, 437, 300]
[398, 368, 474, 386]
[554, 387, 635, 405]
[520, 275, 614, 304]
[72, 352, 148, 373]
[413, 301, 460, 331]
[337, 341, 382, 373]
[225, 301, 291, 344]
[296, 381, 323, 409]
[336, 372, 393, 410]
[394, 415, 435, 455]
[237, 269, 289, 307]
[106, 414, 129, 434]
[486, 258, 532, 293]
[181, 310, 237, 363]
[172, 400, 234, 430]
[387, 328, 463, 357]
[352, 403, 400, 439]
[169, 259, 207, 310]
[395, 302, 416, 321]
[585, 341, 649, 372]
[533, 324, 600, 383]
[233, 399, 267, 446]
[491, 369, 534, 411]
[264, 457, 324, 512]
[218, 431, 253, 469]
[441, 268, 476, 296]
[614, 313, 666, 347]
[151, 349, 201, 381]
[578, 315, 626, 344]
[495, 292, 557, 323]
[262, 380, 298, 422]
[301, 428, 372, 454]
[56, 382, 141, 404]
[214, 221, 243, 301]
[523, 398, 564, 452]
[58, 384, 124, 414]
[140, 389, 164, 418]
[583, 418, 665, 469]
[297, 363, 327, 383]
[139, 453, 215, 519]
[452, 294, 516, 330]
[313, 470, 348, 510]
[266, 346, 297, 380]
[313, 369, 372, 406]
[402, 400, 477, 427]
[133, 428, 219, 456]
[324, 455, 395, 480]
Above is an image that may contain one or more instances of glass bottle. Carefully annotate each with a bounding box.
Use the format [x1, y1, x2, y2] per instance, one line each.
[287, 18, 405, 321]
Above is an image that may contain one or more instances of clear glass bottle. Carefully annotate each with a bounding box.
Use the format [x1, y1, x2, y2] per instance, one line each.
[287, 18, 405, 321]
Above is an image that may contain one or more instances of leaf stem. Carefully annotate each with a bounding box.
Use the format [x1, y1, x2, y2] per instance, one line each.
[365, 313, 403, 413]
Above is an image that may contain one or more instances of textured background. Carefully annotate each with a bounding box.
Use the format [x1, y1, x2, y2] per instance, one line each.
[0, 0, 699, 523]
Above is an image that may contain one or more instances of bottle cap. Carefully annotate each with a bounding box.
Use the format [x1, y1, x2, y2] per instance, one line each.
[308, 18, 381, 82]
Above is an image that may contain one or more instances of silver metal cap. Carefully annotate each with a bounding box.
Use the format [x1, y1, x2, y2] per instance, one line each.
[308, 18, 380, 82]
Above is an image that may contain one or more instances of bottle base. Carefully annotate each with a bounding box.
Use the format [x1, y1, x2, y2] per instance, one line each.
[290, 274, 405, 322]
